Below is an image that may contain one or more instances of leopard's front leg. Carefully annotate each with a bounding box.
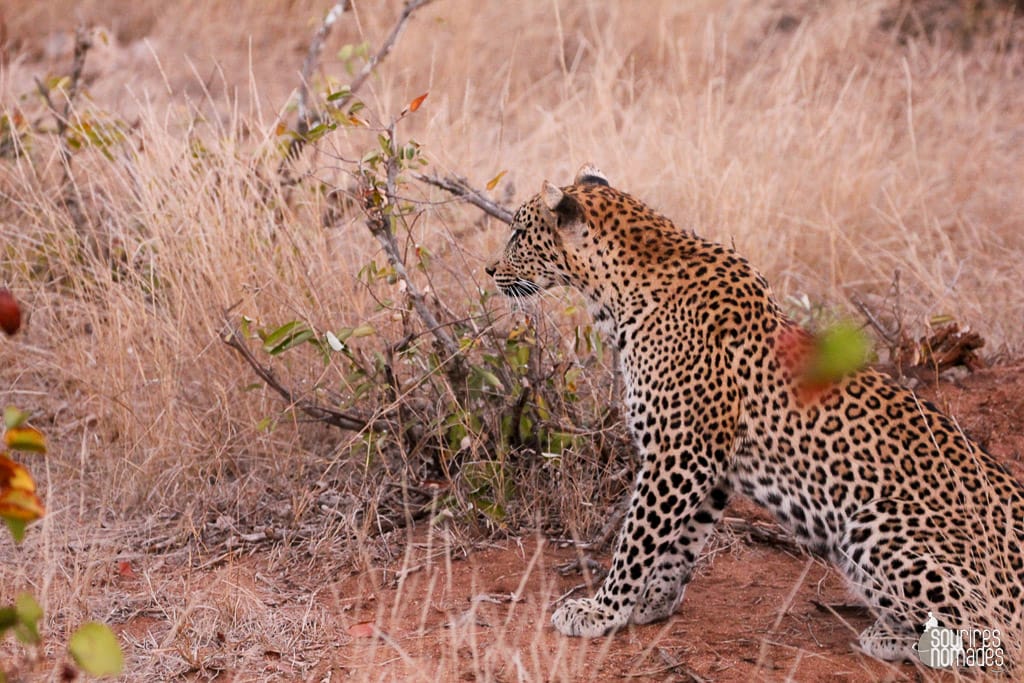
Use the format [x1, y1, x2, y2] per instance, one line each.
[551, 368, 738, 637]
[630, 481, 732, 625]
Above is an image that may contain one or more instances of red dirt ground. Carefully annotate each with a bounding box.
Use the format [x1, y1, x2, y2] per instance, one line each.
[112, 363, 1023, 682]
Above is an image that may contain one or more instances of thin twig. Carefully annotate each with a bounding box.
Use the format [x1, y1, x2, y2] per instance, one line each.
[721, 517, 803, 553]
[220, 319, 383, 432]
[33, 26, 93, 231]
[411, 172, 514, 224]
[299, 1, 351, 134]
[343, 0, 436, 108]
[280, 0, 435, 171]
[33, 27, 92, 140]
[33, 79, 64, 138]
[755, 558, 815, 673]
[281, 0, 352, 166]
[63, 27, 92, 129]
[361, 122, 464, 376]
[849, 294, 897, 346]
[624, 648, 706, 681]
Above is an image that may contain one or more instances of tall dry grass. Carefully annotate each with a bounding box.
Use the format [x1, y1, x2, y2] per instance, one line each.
[1, 0, 1023, 677]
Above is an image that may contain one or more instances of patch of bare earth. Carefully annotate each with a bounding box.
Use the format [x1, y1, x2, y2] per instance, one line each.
[101, 364, 1024, 682]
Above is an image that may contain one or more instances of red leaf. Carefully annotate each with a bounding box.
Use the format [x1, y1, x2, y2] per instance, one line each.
[0, 289, 21, 336]
[408, 92, 428, 113]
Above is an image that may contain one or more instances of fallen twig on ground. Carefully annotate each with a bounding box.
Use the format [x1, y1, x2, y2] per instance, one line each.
[721, 517, 804, 554]
[894, 321, 985, 376]
[853, 294, 986, 381]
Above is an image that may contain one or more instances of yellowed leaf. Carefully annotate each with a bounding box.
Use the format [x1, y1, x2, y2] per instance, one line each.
[4, 426, 46, 453]
[0, 487, 45, 522]
[0, 455, 35, 492]
[486, 170, 508, 191]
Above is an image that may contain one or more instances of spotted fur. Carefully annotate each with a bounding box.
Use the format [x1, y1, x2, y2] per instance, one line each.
[485, 165, 1024, 664]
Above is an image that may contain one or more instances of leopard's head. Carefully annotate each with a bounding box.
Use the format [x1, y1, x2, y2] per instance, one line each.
[485, 163, 609, 300]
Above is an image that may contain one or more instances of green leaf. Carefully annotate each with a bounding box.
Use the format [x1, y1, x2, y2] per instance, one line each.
[270, 329, 314, 355]
[261, 321, 315, 355]
[3, 406, 27, 429]
[0, 606, 17, 632]
[478, 370, 502, 389]
[303, 121, 336, 143]
[415, 244, 431, 269]
[15, 593, 41, 623]
[547, 430, 573, 453]
[806, 322, 871, 383]
[46, 75, 70, 91]
[13, 592, 41, 645]
[326, 86, 352, 102]
[518, 414, 534, 442]
[69, 622, 123, 677]
[5, 517, 26, 543]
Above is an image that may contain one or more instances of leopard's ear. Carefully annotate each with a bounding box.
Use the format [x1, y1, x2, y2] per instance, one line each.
[574, 163, 609, 187]
[540, 180, 584, 227]
[541, 180, 564, 211]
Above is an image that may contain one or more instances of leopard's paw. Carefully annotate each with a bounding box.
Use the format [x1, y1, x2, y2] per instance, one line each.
[551, 598, 626, 637]
[631, 583, 685, 625]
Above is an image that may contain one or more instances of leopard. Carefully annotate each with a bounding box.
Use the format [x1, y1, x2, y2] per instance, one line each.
[485, 163, 1024, 666]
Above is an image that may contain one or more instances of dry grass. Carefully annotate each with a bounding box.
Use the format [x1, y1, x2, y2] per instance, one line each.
[1, 0, 1023, 679]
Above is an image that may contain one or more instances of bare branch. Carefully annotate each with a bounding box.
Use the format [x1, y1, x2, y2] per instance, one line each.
[33, 26, 93, 232]
[281, 0, 435, 170]
[281, 0, 352, 166]
[33, 77, 64, 131]
[220, 319, 383, 433]
[63, 26, 92, 129]
[297, 1, 351, 137]
[344, 0, 436, 106]
[721, 517, 803, 553]
[411, 172, 514, 224]
[849, 294, 897, 346]
[33, 27, 92, 157]
[360, 125, 463, 371]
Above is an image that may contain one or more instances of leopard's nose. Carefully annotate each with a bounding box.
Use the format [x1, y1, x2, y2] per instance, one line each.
[484, 263, 496, 277]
